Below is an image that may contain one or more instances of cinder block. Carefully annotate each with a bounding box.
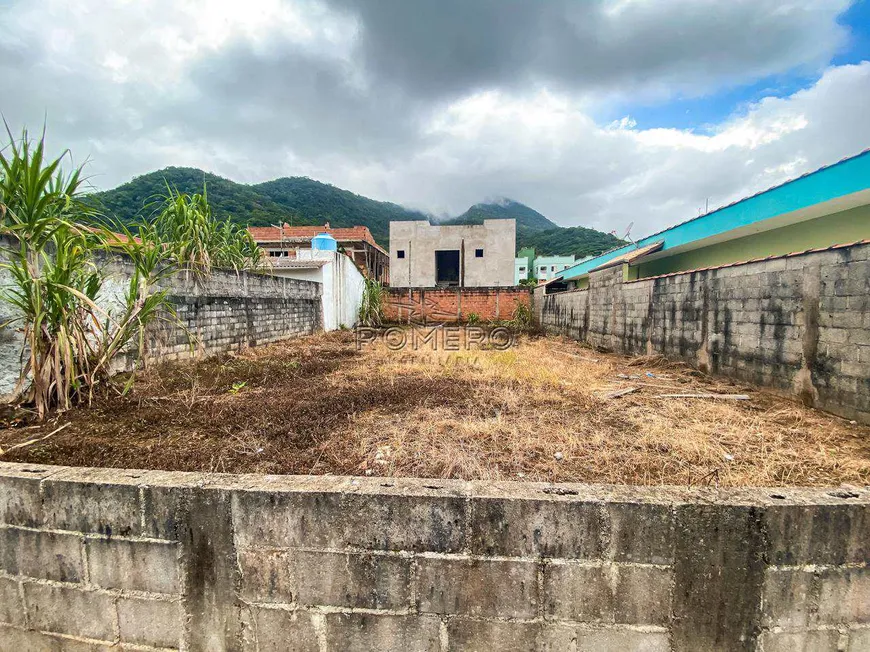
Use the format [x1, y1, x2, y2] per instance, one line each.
[86, 538, 179, 594]
[0, 625, 117, 652]
[540, 626, 670, 652]
[606, 502, 674, 564]
[758, 630, 840, 652]
[0, 476, 44, 527]
[324, 613, 440, 652]
[446, 619, 542, 652]
[416, 557, 537, 618]
[814, 567, 870, 625]
[117, 597, 182, 648]
[765, 504, 869, 566]
[848, 628, 870, 652]
[233, 490, 466, 553]
[23, 582, 115, 641]
[614, 565, 673, 625]
[0, 578, 23, 626]
[0, 527, 83, 582]
[42, 477, 140, 537]
[762, 569, 813, 630]
[544, 563, 612, 622]
[239, 548, 409, 609]
[247, 607, 319, 652]
[469, 497, 602, 559]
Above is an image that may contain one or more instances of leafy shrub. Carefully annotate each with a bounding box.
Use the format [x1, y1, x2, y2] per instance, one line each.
[358, 276, 385, 326]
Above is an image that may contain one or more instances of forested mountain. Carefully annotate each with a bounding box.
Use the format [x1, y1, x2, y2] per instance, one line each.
[439, 199, 559, 235]
[89, 167, 623, 256]
[253, 177, 429, 246]
[88, 167, 427, 246]
[520, 226, 625, 259]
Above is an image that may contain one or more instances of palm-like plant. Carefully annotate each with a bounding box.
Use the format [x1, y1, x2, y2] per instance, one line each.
[153, 186, 265, 274]
[0, 126, 173, 418]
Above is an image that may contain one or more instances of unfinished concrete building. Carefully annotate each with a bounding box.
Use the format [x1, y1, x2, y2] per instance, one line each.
[389, 219, 516, 287]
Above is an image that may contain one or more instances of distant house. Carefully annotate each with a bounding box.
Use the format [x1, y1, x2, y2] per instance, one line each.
[533, 255, 576, 283]
[551, 150, 870, 291]
[248, 223, 389, 284]
[264, 233, 365, 331]
[389, 219, 516, 288]
[514, 247, 535, 284]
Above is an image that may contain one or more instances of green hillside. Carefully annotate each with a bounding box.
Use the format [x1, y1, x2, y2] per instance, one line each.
[439, 199, 624, 258]
[253, 177, 428, 246]
[441, 199, 559, 236]
[89, 168, 623, 257]
[87, 167, 426, 246]
[521, 226, 625, 260]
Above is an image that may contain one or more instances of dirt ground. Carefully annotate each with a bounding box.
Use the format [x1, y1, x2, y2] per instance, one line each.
[1, 329, 868, 487]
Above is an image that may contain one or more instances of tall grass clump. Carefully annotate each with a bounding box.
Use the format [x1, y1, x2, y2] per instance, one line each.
[153, 186, 264, 274]
[0, 126, 173, 419]
[510, 300, 534, 330]
[358, 276, 385, 326]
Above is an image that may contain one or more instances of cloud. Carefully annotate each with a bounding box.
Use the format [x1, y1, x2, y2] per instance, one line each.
[0, 0, 866, 238]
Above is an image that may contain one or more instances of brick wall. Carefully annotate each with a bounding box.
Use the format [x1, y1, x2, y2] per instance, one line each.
[384, 286, 531, 324]
[535, 243, 870, 424]
[0, 462, 867, 651]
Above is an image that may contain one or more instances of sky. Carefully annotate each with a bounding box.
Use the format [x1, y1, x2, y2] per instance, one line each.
[1, 0, 869, 237]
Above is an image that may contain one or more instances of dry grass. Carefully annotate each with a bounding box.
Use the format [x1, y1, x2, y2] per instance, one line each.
[1, 329, 868, 487]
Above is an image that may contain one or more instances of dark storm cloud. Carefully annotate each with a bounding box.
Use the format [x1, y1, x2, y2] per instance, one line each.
[0, 0, 865, 235]
[325, 0, 849, 99]
[166, 43, 426, 158]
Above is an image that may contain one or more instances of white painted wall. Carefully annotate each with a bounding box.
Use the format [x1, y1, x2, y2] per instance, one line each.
[268, 251, 365, 330]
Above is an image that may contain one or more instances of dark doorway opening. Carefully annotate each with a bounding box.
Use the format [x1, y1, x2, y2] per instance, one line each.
[435, 250, 460, 286]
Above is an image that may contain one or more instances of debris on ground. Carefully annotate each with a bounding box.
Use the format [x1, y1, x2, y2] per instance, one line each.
[602, 387, 639, 399]
[0, 331, 867, 487]
[657, 393, 750, 400]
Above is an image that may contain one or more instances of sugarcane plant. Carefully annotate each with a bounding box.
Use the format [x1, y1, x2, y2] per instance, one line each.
[152, 185, 265, 274]
[0, 126, 173, 419]
[358, 275, 385, 326]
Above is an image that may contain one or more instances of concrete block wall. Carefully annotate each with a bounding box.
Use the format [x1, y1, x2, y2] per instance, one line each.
[535, 243, 870, 423]
[0, 462, 867, 651]
[134, 263, 322, 364]
[384, 287, 531, 324]
[0, 249, 322, 395]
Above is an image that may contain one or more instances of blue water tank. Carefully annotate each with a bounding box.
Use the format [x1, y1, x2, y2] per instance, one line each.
[311, 233, 338, 251]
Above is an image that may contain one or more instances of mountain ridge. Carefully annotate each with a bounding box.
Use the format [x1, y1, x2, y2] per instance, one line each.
[88, 167, 625, 258]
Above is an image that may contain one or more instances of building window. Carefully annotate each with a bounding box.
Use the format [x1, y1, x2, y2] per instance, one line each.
[397, 250, 405, 259]
[551, 266, 556, 272]
[475, 249, 484, 257]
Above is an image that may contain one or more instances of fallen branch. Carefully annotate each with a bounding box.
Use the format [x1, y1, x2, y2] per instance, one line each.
[656, 393, 749, 400]
[0, 422, 71, 456]
[608, 381, 687, 390]
[602, 387, 639, 399]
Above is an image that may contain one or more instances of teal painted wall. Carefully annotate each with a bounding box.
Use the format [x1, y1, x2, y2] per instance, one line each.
[561, 149, 870, 281]
[635, 204, 870, 278]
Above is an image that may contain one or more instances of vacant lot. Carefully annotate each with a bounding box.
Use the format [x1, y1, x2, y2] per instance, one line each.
[1, 329, 868, 487]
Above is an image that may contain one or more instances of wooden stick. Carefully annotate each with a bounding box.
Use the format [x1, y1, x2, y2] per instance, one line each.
[0, 422, 71, 456]
[602, 387, 639, 399]
[607, 381, 686, 390]
[656, 393, 749, 400]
